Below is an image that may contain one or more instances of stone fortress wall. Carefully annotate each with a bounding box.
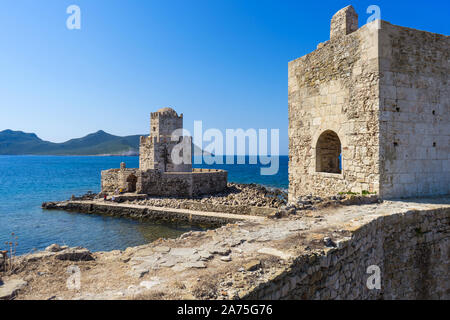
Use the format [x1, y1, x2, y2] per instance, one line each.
[378, 21, 450, 198]
[138, 168, 227, 198]
[101, 167, 227, 198]
[243, 206, 449, 300]
[288, 7, 381, 200]
[288, 6, 449, 201]
[101, 108, 227, 197]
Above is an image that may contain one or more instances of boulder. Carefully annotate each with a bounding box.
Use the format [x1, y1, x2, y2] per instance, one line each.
[54, 248, 94, 261]
[0, 279, 27, 300]
[45, 244, 63, 252]
[220, 255, 232, 262]
[323, 237, 337, 248]
[243, 260, 261, 271]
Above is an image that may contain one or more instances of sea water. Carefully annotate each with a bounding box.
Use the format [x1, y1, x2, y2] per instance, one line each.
[0, 155, 288, 255]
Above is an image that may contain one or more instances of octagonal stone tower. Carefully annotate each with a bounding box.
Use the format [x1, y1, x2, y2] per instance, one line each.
[288, 5, 449, 201]
[139, 107, 192, 172]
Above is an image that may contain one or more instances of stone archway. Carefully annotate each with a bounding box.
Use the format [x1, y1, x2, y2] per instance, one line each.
[126, 174, 137, 193]
[316, 130, 342, 174]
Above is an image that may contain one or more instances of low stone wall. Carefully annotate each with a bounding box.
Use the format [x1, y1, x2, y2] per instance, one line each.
[243, 207, 449, 300]
[101, 168, 139, 193]
[140, 171, 193, 197]
[101, 169, 120, 193]
[102, 168, 228, 197]
[192, 169, 228, 196]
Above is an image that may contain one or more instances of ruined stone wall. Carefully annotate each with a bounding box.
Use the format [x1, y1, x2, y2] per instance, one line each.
[244, 207, 449, 300]
[101, 168, 139, 193]
[191, 169, 228, 196]
[138, 170, 193, 197]
[139, 136, 156, 171]
[134, 169, 228, 197]
[101, 169, 119, 193]
[378, 22, 450, 198]
[288, 21, 380, 201]
[330, 5, 358, 40]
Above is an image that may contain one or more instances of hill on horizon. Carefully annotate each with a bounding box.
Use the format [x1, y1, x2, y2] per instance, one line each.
[0, 129, 205, 156]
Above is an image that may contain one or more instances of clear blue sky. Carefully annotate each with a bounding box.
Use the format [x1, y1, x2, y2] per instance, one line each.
[0, 0, 448, 154]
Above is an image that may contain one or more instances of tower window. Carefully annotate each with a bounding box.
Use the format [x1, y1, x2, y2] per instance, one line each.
[316, 130, 342, 174]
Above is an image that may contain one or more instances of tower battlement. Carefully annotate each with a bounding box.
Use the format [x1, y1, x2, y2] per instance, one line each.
[150, 107, 183, 142]
[330, 5, 358, 39]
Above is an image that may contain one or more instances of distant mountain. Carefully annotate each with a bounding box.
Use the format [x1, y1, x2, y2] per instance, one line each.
[0, 130, 207, 156]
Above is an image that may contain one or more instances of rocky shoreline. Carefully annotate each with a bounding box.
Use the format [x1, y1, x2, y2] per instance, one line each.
[44, 183, 381, 221]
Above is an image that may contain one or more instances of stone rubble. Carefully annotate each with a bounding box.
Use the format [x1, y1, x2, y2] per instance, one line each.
[126, 183, 288, 209]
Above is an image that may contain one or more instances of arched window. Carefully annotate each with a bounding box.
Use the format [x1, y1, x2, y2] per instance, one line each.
[316, 130, 342, 174]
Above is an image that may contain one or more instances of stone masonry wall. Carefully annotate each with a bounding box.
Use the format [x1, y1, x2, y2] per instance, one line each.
[139, 136, 191, 172]
[289, 12, 449, 201]
[191, 169, 228, 196]
[139, 136, 156, 171]
[101, 168, 139, 193]
[244, 207, 449, 300]
[330, 5, 358, 40]
[151, 110, 183, 142]
[137, 170, 192, 197]
[288, 21, 380, 201]
[134, 169, 228, 197]
[378, 22, 450, 198]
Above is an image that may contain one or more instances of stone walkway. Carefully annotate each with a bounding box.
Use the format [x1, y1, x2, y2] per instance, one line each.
[47, 200, 266, 224]
[98, 201, 267, 222]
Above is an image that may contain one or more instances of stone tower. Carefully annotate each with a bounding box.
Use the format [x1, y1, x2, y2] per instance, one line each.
[139, 107, 192, 172]
[101, 107, 227, 196]
[288, 5, 449, 201]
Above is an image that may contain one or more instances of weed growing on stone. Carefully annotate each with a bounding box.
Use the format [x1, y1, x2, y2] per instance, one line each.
[3, 233, 19, 272]
[338, 190, 377, 196]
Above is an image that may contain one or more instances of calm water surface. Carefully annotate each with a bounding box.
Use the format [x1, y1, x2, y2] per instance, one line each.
[0, 155, 288, 255]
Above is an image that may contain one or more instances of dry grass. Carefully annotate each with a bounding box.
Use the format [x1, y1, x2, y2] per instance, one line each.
[192, 273, 219, 299]
[131, 290, 166, 300]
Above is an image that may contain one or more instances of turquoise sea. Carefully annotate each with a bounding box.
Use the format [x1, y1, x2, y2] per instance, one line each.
[0, 155, 288, 255]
